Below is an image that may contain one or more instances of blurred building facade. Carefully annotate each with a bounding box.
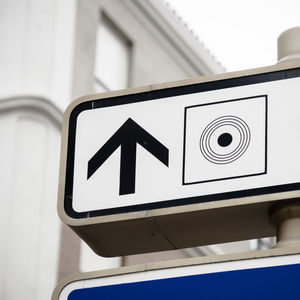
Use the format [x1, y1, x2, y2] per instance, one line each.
[0, 0, 273, 299]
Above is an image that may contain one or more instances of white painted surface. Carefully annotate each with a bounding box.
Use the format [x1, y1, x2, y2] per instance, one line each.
[94, 16, 131, 91]
[0, 0, 77, 111]
[72, 76, 300, 213]
[0, 107, 61, 300]
[80, 241, 121, 272]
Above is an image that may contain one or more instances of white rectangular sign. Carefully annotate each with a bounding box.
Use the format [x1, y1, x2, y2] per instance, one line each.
[65, 68, 300, 218]
[58, 65, 300, 256]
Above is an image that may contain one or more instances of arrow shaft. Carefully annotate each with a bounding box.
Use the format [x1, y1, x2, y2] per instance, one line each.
[119, 141, 137, 195]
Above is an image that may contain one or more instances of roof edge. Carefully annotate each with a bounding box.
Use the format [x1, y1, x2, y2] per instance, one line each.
[124, 0, 225, 75]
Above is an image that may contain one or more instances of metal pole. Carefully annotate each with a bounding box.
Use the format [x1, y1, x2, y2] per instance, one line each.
[270, 202, 300, 248]
[277, 27, 300, 63]
[270, 27, 300, 248]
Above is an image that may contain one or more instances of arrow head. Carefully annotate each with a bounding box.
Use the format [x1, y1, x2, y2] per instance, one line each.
[87, 118, 169, 195]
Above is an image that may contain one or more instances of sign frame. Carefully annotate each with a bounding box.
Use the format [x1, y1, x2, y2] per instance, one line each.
[58, 61, 300, 257]
[52, 248, 300, 299]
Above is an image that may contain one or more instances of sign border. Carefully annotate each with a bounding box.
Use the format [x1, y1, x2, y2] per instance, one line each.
[182, 94, 268, 185]
[52, 248, 300, 300]
[64, 67, 300, 219]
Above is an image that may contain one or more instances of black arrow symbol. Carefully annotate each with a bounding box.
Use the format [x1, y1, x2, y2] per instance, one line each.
[87, 118, 169, 195]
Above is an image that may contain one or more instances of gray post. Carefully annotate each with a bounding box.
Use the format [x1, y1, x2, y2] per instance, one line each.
[270, 202, 300, 248]
[270, 27, 300, 248]
[277, 27, 300, 63]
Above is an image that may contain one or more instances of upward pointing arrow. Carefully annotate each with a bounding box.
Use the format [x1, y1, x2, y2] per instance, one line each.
[87, 118, 169, 195]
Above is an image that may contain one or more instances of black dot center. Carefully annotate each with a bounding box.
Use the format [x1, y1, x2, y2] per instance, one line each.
[218, 133, 233, 147]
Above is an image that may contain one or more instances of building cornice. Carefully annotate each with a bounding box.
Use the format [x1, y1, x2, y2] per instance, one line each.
[0, 95, 63, 129]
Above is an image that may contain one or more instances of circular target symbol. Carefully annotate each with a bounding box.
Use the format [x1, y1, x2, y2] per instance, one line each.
[199, 116, 251, 164]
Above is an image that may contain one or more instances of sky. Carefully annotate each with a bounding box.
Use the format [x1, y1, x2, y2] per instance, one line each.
[166, 0, 300, 72]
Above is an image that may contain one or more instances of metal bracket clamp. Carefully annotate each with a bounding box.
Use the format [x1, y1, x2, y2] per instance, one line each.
[270, 200, 300, 248]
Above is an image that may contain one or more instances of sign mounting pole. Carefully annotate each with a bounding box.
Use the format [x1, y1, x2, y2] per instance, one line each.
[270, 27, 300, 248]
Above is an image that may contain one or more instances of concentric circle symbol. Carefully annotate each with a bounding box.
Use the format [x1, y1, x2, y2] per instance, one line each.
[199, 116, 251, 164]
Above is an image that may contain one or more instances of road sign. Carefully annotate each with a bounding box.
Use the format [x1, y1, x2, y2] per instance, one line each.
[53, 251, 300, 299]
[58, 62, 300, 256]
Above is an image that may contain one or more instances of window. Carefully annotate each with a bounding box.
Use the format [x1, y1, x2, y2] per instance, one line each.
[94, 15, 131, 92]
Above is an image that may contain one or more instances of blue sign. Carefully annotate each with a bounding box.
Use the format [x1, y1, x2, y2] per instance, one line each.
[68, 263, 300, 300]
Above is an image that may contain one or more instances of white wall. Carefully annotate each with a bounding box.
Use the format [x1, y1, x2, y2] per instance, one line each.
[0, 0, 77, 111]
[0, 0, 78, 295]
[80, 242, 121, 272]
[0, 99, 62, 300]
